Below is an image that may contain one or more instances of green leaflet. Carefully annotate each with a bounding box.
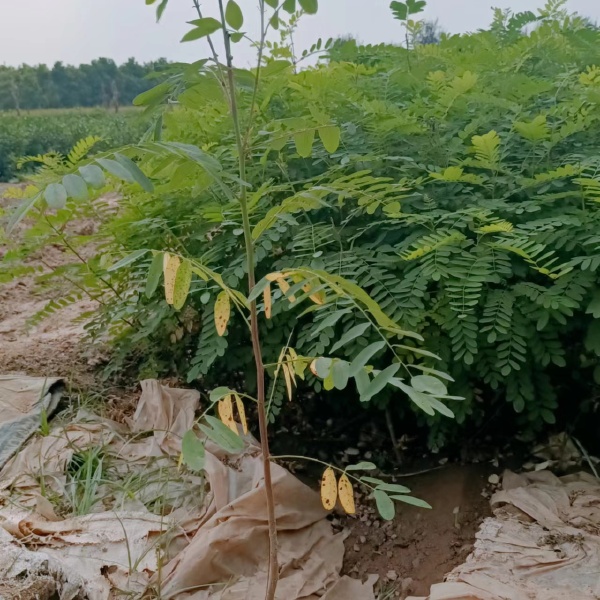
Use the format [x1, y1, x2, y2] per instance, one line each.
[62, 174, 89, 200]
[44, 183, 67, 210]
[349, 341, 387, 376]
[374, 489, 395, 520]
[360, 364, 400, 402]
[225, 0, 243, 30]
[318, 126, 341, 153]
[182, 18, 222, 42]
[145, 252, 164, 299]
[114, 153, 154, 192]
[299, 0, 318, 14]
[79, 165, 106, 189]
[294, 128, 315, 158]
[200, 415, 244, 453]
[181, 430, 205, 471]
[390, 495, 432, 509]
[330, 322, 371, 353]
[107, 249, 149, 272]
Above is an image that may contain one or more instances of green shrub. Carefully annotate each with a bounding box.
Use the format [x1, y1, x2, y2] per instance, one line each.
[7, 2, 600, 448]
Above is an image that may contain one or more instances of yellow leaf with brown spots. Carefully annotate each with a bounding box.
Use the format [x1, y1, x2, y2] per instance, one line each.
[264, 283, 272, 319]
[163, 253, 181, 305]
[338, 473, 356, 514]
[321, 467, 337, 511]
[218, 395, 237, 433]
[234, 394, 248, 434]
[214, 291, 231, 336]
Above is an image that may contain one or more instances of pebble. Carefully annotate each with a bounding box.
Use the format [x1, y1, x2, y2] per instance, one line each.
[488, 474, 500, 485]
[386, 570, 398, 581]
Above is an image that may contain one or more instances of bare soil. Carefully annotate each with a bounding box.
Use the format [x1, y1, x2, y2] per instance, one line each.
[342, 464, 491, 597]
[0, 185, 98, 386]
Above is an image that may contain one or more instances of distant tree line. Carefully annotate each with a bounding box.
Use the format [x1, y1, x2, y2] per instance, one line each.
[0, 58, 169, 113]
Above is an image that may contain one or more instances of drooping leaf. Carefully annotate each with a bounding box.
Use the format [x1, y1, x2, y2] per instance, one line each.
[349, 342, 386, 377]
[330, 322, 371, 353]
[374, 489, 395, 520]
[294, 128, 315, 158]
[282, 363, 295, 401]
[248, 277, 271, 302]
[133, 81, 171, 107]
[355, 369, 370, 398]
[318, 126, 341, 153]
[163, 253, 181, 305]
[214, 291, 231, 336]
[235, 395, 248, 434]
[264, 283, 272, 319]
[338, 473, 356, 514]
[114, 153, 154, 192]
[145, 252, 164, 299]
[107, 249, 148, 272]
[79, 164, 106, 189]
[62, 174, 88, 200]
[299, 0, 318, 14]
[345, 461, 377, 471]
[276, 278, 296, 302]
[225, 0, 244, 30]
[44, 183, 67, 210]
[264, 0, 278, 7]
[320, 467, 337, 511]
[182, 18, 222, 42]
[200, 415, 244, 453]
[172, 258, 192, 310]
[181, 430, 205, 471]
[390, 494, 432, 509]
[218, 395, 237, 433]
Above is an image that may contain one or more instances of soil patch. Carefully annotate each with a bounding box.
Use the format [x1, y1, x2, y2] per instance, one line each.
[342, 464, 491, 597]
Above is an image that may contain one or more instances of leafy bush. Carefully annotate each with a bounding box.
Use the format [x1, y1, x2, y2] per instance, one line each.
[0, 109, 147, 180]
[6, 0, 600, 449]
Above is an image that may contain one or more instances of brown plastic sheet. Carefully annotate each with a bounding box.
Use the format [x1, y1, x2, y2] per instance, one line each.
[409, 470, 600, 600]
[0, 379, 375, 600]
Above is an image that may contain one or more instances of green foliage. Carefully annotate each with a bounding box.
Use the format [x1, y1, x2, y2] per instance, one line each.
[7, 2, 600, 452]
[0, 109, 148, 180]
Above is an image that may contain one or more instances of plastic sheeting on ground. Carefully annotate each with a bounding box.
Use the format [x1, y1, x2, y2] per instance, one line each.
[409, 470, 600, 600]
[0, 379, 376, 600]
[0, 375, 63, 469]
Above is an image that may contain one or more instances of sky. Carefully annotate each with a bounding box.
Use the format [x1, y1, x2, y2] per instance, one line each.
[1, 0, 599, 68]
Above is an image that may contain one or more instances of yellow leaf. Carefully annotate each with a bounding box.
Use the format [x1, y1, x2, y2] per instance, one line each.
[235, 394, 248, 435]
[163, 253, 181, 305]
[218, 395, 237, 433]
[214, 291, 231, 336]
[264, 283, 272, 319]
[277, 278, 296, 302]
[338, 473, 356, 514]
[265, 271, 284, 282]
[321, 467, 337, 511]
[282, 362, 294, 401]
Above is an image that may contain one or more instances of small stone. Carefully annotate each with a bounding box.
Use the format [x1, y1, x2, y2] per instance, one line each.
[488, 474, 500, 485]
[354, 544, 360, 552]
[386, 570, 398, 581]
[360, 536, 366, 544]
[387, 551, 393, 558]
[345, 447, 360, 456]
[439, 457, 449, 465]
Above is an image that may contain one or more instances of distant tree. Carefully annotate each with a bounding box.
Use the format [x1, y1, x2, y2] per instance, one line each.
[0, 58, 169, 112]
